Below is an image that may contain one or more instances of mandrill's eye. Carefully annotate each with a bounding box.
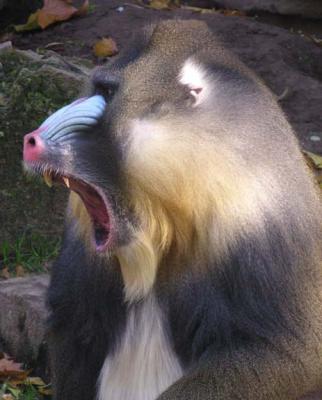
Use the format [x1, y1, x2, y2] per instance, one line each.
[106, 87, 116, 98]
[92, 67, 120, 101]
[101, 83, 118, 102]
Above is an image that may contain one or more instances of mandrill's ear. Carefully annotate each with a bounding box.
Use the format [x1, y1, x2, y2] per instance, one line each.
[179, 58, 212, 107]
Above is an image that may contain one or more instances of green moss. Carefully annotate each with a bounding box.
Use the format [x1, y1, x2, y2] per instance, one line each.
[0, 232, 60, 274]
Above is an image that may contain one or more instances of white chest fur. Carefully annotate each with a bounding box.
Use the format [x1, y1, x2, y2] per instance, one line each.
[97, 295, 183, 400]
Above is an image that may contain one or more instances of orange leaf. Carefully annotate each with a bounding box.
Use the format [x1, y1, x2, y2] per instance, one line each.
[15, 265, 25, 277]
[93, 38, 118, 57]
[149, 0, 171, 10]
[0, 354, 30, 383]
[0, 356, 22, 373]
[38, 0, 78, 29]
[0, 267, 10, 279]
[14, 0, 89, 31]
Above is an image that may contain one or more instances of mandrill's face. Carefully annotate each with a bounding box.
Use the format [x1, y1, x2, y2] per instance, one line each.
[22, 27, 215, 256]
[23, 94, 122, 253]
[22, 20, 267, 301]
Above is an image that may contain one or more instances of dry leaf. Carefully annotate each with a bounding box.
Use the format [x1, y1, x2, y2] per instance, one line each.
[221, 9, 246, 16]
[93, 38, 118, 57]
[2, 394, 14, 400]
[0, 267, 10, 279]
[38, 0, 77, 29]
[0, 355, 23, 373]
[180, 5, 245, 15]
[15, 265, 25, 277]
[25, 377, 46, 386]
[38, 385, 53, 396]
[0, 355, 29, 383]
[14, 12, 39, 32]
[14, 0, 89, 32]
[141, 0, 179, 9]
[303, 150, 322, 188]
[0, 370, 30, 384]
[303, 150, 322, 169]
[180, 5, 216, 13]
[149, 0, 171, 10]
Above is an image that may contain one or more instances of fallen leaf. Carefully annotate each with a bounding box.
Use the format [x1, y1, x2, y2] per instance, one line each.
[136, 0, 180, 9]
[25, 377, 46, 386]
[2, 394, 14, 400]
[0, 355, 29, 383]
[180, 5, 216, 13]
[149, 0, 171, 10]
[14, 0, 89, 32]
[93, 38, 118, 57]
[303, 151, 322, 169]
[303, 150, 322, 188]
[0, 267, 10, 279]
[14, 12, 39, 32]
[38, 0, 77, 29]
[38, 385, 53, 396]
[0, 355, 22, 373]
[180, 5, 244, 15]
[15, 265, 25, 277]
[221, 9, 246, 16]
[0, 370, 30, 384]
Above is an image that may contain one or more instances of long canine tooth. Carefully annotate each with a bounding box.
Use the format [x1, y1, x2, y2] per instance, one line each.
[63, 177, 70, 188]
[44, 172, 52, 187]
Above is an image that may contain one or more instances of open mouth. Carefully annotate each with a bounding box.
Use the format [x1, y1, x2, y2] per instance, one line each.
[43, 170, 111, 252]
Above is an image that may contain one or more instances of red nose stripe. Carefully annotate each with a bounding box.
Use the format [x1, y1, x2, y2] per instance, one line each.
[23, 128, 46, 162]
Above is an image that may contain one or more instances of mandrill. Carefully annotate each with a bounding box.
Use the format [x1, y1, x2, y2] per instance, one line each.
[23, 20, 322, 400]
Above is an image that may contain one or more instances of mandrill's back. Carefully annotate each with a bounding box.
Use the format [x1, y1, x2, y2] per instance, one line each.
[23, 19, 322, 400]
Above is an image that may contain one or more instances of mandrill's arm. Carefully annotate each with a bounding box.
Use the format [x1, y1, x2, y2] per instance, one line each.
[157, 342, 320, 400]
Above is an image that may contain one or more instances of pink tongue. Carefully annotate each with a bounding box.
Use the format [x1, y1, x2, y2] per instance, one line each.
[69, 179, 110, 246]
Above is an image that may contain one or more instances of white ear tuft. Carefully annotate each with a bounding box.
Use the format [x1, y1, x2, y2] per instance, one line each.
[179, 59, 210, 106]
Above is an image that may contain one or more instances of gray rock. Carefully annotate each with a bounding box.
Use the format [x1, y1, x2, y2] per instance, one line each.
[0, 275, 49, 367]
[0, 41, 12, 54]
[213, 0, 322, 18]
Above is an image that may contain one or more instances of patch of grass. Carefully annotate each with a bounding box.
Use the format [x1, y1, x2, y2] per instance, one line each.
[0, 382, 51, 400]
[0, 233, 60, 275]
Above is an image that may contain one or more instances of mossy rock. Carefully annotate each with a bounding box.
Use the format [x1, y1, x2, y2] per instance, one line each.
[0, 49, 92, 248]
